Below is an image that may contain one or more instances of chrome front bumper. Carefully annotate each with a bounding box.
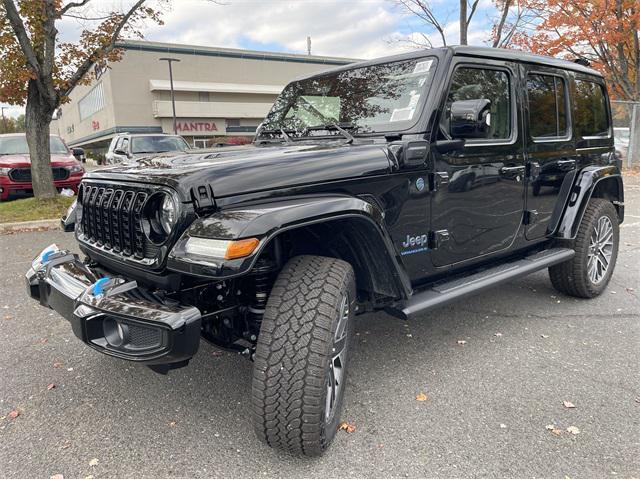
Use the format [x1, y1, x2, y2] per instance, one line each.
[26, 245, 201, 368]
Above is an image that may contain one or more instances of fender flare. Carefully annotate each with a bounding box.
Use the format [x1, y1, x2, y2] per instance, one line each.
[552, 165, 624, 240]
[168, 194, 412, 299]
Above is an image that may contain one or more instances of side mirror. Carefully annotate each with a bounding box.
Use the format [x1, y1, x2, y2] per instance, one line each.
[72, 147, 85, 162]
[450, 99, 491, 139]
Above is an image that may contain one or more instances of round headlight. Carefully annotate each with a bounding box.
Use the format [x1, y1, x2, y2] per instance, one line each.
[159, 195, 177, 233]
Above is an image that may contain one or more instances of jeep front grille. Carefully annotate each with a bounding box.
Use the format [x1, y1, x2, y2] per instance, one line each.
[80, 184, 149, 259]
[9, 167, 69, 182]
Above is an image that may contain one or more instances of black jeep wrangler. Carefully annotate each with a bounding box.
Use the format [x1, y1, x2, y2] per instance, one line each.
[27, 46, 624, 456]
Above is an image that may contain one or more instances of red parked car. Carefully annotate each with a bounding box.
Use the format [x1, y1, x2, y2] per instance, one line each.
[0, 133, 85, 201]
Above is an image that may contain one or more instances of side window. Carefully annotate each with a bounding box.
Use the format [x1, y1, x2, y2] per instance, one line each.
[121, 138, 130, 153]
[444, 67, 512, 140]
[114, 137, 123, 152]
[574, 79, 609, 137]
[527, 74, 568, 138]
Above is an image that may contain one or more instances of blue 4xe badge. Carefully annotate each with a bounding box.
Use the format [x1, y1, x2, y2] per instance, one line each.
[401, 234, 429, 256]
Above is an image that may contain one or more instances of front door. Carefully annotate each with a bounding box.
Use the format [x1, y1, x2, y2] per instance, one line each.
[430, 59, 525, 267]
[522, 66, 577, 239]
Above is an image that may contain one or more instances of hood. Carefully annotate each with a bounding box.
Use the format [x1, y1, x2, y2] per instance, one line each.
[86, 141, 393, 200]
[0, 153, 79, 168]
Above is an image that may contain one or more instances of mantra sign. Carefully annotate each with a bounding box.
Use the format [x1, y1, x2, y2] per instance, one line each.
[176, 121, 219, 133]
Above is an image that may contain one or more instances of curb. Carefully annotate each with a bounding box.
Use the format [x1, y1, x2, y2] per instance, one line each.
[0, 218, 61, 234]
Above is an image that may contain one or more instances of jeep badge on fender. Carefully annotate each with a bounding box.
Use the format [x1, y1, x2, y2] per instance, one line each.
[26, 46, 623, 457]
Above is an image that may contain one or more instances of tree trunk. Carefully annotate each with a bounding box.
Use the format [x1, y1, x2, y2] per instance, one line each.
[25, 79, 57, 199]
[460, 0, 468, 45]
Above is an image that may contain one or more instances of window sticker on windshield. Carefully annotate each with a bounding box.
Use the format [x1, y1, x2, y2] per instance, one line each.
[408, 93, 420, 109]
[413, 60, 433, 74]
[390, 107, 415, 122]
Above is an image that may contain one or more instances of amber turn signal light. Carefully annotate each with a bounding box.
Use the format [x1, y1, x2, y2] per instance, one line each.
[225, 237, 260, 260]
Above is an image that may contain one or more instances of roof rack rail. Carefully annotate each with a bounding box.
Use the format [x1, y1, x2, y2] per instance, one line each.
[573, 58, 590, 67]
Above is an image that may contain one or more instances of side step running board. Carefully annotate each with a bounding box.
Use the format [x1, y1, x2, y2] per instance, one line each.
[389, 248, 574, 320]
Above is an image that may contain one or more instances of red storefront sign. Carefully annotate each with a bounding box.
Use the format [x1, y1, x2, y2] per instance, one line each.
[176, 121, 218, 133]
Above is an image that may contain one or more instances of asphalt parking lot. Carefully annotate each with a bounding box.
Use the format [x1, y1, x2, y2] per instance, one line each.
[1, 176, 638, 479]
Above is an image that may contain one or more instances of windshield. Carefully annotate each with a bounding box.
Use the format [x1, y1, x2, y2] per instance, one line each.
[259, 57, 438, 137]
[0, 135, 68, 155]
[131, 136, 189, 154]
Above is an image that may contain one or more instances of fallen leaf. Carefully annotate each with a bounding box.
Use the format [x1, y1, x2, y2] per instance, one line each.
[626, 287, 635, 292]
[635, 397, 640, 404]
[545, 424, 562, 436]
[566, 426, 580, 435]
[415, 392, 428, 402]
[88, 458, 99, 467]
[494, 332, 503, 337]
[59, 442, 71, 450]
[541, 334, 549, 339]
[39, 338, 48, 344]
[338, 421, 356, 433]
[211, 351, 224, 358]
[563, 401, 576, 409]
[8, 409, 20, 419]
[457, 340, 467, 345]
[53, 362, 63, 368]
[66, 368, 73, 372]
[168, 421, 177, 427]
[3, 315, 12, 320]
[499, 423, 507, 429]
[47, 383, 56, 391]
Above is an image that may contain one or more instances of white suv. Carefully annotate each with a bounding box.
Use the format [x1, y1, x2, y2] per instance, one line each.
[104, 133, 190, 164]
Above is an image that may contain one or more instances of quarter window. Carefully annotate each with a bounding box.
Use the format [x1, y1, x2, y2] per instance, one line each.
[527, 74, 568, 138]
[574, 80, 609, 137]
[445, 67, 512, 140]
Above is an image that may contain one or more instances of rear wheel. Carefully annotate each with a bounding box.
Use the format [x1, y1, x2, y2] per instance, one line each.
[549, 199, 619, 298]
[251, 255, 356, 456]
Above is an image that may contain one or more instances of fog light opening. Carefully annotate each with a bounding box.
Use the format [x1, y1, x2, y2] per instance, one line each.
[103, 317, 129, 347]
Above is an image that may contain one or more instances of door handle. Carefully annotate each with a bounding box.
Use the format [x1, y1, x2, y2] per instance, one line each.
[499, 166, 525, 174]
[557, 159, 576, 168]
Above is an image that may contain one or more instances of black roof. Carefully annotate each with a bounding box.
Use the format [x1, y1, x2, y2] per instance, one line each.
[448, 46, 601, 76]
[300, 45, 602, 81]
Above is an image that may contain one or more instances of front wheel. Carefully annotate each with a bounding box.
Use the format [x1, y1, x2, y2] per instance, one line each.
[549, 198, 619, 298]
[251, 255, 356, 456]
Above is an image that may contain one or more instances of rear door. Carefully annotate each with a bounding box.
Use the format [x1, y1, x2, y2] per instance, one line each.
[430, 58, 526, 267]
[523, 66, 577, 239]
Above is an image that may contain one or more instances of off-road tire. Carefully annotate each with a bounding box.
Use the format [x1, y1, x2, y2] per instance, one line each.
[251, 255, 356, 456]
[549, 198, 619, 298]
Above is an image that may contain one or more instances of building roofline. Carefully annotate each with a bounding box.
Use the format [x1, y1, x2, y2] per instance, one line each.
[115, 39, 359, 66]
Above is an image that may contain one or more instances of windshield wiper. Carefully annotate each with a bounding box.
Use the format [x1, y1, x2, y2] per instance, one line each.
[330, 123, 354, 144]
[304, 123, 357, 144]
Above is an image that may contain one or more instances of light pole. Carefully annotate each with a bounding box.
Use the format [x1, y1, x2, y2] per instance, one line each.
[159, 57, 181, 135]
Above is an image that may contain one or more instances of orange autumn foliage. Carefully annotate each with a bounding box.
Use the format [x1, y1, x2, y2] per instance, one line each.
[509, 0, 639, 100]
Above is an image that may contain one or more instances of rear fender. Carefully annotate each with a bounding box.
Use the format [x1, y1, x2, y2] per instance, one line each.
[168, 194, 412, 299]
[553, 165, 624, 239]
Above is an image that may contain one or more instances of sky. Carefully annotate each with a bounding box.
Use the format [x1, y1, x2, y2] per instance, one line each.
[2, 0, 501, 118]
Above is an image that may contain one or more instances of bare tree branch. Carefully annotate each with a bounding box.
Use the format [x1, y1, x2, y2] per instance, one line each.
[59, 0, 91, 16]
[2, 0, 42, 76]
[60, 0, 146, 98]
[395, 0, 447, 47]
[493, 0, 512, 47]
